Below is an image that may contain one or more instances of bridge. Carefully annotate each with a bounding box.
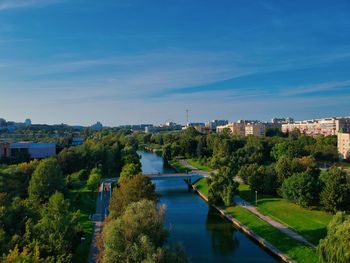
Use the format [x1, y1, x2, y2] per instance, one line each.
[100, 172, 204, 184]
[142, 172, 204, 181]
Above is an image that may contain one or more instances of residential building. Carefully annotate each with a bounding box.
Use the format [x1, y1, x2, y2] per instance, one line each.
[245, 122, 266, 136]
[206, 120, 229, 130]
[282, 117, 350, 136]
[338, 133, 350, 160]
[216, 122, 245, 136]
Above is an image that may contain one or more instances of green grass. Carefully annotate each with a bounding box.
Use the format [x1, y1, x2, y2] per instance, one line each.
[194, 178, 209, 196]
[226, 206, 318, 263]
[169, 160, 191, 173]
[194, 179, 318, 263]
[239, 184, 333, 245]
[68, 181, 97, 263]
[187, 159, 212, 172]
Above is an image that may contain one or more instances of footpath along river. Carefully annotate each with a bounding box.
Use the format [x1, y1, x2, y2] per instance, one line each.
[139, 151, 277, 263]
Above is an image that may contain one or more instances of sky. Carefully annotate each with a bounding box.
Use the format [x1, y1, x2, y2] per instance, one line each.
[0, 0, 349, 126]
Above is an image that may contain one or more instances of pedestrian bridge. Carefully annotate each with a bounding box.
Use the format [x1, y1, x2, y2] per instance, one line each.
[143, 173, 203, 181]
[102, 173, 204, 184]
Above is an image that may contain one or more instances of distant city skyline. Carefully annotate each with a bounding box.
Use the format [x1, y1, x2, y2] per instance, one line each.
[0, 0, 350, 126]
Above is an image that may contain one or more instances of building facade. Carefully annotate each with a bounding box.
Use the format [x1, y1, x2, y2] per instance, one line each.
[216, 121, 266, 137]
[245, 123, 266, 136]
[0, 142, 56, 159]
[282, 117, 350, 136]
[338, 133, 350, 160]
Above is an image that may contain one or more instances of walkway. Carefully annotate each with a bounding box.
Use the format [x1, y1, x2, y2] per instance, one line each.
[233, 196, 316, 248]
[87, 181, 112, 263]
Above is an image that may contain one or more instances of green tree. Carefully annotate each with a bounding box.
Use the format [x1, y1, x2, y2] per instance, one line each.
[87, 168, 102, 192]
[102, 200, 168, 263]
[207, 166, 239, 206]
[237, 164, 259, 184]
[28, 158, 65, 204]
[318, 212, 350, 263]
[109, 175, 157, 219]
[320, 167, 349, 213]
[119, 163, 141, 181]
[281, 172, 319, 207]
[32, 192, 80, 263]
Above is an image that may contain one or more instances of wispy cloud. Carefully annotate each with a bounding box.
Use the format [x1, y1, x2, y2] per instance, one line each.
[0, 0, 63, 11]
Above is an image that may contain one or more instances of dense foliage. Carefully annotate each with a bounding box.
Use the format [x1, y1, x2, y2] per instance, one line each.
[0, 131, 140, 262]
[318, 212, 350, 263]
[100, 174, 189, 263]
[136, 129, 349, 211]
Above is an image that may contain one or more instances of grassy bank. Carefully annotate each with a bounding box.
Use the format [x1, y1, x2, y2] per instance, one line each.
[169, 160, 191, 173]
[239, 184, 332, 245]
[186, 159, 212, 172]
[68, 181, 97, 263]
[194, 179, 318, 263]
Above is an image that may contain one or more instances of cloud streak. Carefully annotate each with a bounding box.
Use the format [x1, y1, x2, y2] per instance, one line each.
[0, 0, 63, 11]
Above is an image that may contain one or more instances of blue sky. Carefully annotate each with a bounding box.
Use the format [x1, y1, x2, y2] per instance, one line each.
[0, 0, 349, 126]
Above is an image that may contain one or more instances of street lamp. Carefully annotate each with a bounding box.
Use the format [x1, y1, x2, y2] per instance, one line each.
[255, 190, 258, 206]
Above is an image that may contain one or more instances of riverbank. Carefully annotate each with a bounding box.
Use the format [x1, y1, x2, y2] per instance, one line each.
[190, 179, 318, 263]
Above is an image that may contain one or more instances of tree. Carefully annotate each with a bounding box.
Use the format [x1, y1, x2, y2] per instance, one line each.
[320, 167, 349, 213]
[237, 164, 259, 184]
[119, 163, 141, 181]
[87, 168, 102, 192]
[162, 144, 172, 167]
[28, 158, 65, 204]
[102, 200, 168, 263]
[274, 156, 298, 185]
[248, 166, 278, 195]
[109, 175, 157, 219]
[207, 166, 239, 206]
[318, 212, 350, 263]
[281, 172, 319, 207]
[31, 192, 81, 263]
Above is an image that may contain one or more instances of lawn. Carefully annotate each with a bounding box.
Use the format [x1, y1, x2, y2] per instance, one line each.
[187, 159, 212, 172]
[239, 184, 333, 245]
[194, 178, 209, 196]
[226, 206, 318, 263]
[68, 181, 97, 263]
[169, 160, 191, 173]
[194, 179, 318, 263]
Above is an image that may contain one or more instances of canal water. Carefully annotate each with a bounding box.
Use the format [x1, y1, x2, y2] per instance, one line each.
[139, 151, 277, 263]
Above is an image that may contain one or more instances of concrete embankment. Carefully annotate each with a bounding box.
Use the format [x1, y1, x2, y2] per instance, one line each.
[188, 183, 295, 263]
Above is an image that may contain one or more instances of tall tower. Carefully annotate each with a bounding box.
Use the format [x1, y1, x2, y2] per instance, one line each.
[186, 109, 189, 126]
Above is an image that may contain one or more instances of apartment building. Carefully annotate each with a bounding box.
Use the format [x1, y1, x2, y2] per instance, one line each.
[282, 117, 350, 136]
[216, 121, 266, 137]
[245, 123, 266, 137]
[338, 133, 350, 160]
[216, 122, 245, 136]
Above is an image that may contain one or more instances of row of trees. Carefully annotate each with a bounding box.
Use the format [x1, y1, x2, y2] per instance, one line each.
[0, 131, 140, 262]
[99, 171, 189, 263]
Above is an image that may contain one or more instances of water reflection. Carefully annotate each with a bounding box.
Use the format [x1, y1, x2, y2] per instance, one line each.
[205, 208, 239, 255]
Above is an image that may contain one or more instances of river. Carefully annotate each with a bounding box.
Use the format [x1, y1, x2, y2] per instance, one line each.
[139, 151, 277, 263]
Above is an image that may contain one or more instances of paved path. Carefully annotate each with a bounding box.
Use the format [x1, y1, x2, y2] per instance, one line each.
[87, 181, 112, 263]
[233, 196, 316, 248]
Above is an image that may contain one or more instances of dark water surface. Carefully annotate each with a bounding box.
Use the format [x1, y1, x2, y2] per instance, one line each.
[139, 151, 277, 263]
